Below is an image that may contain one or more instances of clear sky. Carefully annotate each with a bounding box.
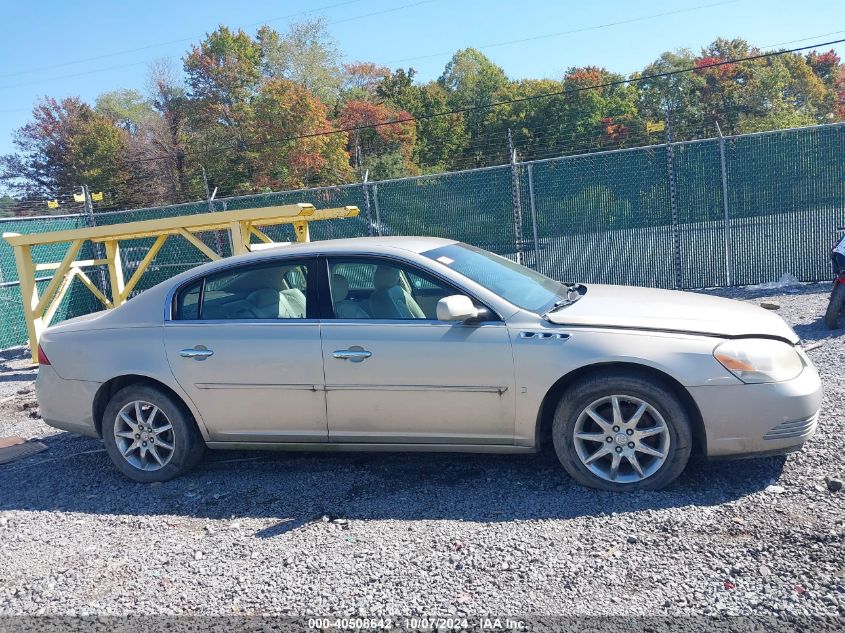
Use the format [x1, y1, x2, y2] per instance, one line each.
[1, 0, 844, 157]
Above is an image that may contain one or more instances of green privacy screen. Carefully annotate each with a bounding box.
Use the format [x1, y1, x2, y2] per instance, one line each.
[1, 122, 844, 349]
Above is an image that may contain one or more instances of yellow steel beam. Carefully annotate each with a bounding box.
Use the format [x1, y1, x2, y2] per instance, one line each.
[75, 269, 113, 309]
[3, 204, 323, 247]
[178, 229, 221, 262]
[118, 234, 168, 302]
[34, 239, 83, 316]
[43, 268, 80, 329]
[229, 221, 250, 256]
[293, 221, 310, 243]
[3, 203, 360, 363]
[12, 244, 41, 364]
[248, 225, 274, 244]
[35, 258, 109, 272]
[104, 240, 125, 306]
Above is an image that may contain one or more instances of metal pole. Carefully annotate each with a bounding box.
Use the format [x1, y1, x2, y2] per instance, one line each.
[362, 170, 374, 237]
[372, 183, 383, 236]
[664, 111, 682, 289]
[716, 123, 734, 286]
[508, 129, 524, 265]
[527, 164, 541, 272]
[203, 166, 226, 256]
[82, 184, 108, 294]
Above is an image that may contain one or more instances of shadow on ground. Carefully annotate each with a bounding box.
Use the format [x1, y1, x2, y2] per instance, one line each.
[0, 430, 785, 537]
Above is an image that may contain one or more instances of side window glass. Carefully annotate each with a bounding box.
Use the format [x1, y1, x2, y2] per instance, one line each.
[177, 280, 201, 320]
[327, 259, 456, 320]
[177, 261, 310, 320]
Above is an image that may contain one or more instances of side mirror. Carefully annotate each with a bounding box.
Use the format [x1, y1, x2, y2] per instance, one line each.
[436, 295, 479, 322]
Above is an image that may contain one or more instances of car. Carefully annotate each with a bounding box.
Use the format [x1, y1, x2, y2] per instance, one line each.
[35, 237, 822, 491]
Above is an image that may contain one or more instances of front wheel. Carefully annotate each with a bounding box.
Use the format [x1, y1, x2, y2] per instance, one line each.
[102, 384, 205, 483]
[552, 371, 692, 491]
[824, 282, 845, 330]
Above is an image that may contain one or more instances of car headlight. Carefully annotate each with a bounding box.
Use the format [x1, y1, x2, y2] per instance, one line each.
[713, 339, 804, 384]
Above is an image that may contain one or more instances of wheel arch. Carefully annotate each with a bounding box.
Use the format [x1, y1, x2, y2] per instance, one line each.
[534, 362, 706, 456]
[93, 374, 204, 439]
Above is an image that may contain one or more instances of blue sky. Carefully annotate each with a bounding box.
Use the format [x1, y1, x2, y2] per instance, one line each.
[1, 0, 844, 157]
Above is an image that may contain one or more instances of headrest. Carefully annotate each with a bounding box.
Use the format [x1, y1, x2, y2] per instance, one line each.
[228, 267, 287, 292]
[331, 274, 349, 302]
[373, 266, 400, 290]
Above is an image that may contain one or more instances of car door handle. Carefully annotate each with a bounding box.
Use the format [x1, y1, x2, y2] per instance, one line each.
[332, 347, 372, 362]
[180, 347, 214, 360]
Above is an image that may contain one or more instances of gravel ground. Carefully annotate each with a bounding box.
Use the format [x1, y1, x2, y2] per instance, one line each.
[0, 282, 843, 622]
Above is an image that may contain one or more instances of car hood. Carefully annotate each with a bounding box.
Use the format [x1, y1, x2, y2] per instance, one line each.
[545, 284, 799, 343]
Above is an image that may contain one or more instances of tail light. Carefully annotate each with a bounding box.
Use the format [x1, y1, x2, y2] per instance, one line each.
[37, 344, 50, 365]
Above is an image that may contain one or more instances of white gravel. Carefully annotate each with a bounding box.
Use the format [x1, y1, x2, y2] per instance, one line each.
[0, 282, 843, 621]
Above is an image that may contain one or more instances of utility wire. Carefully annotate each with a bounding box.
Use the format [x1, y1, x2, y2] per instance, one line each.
[0, 0, 367, 79]
[386, 0, 741, 64]
[120, 36, 845, 165]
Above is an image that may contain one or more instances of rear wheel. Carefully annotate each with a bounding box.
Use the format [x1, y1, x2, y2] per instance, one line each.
[102, 384, 204, 483]
[824, 282, 845, 330]
[552, 370, 692, 491]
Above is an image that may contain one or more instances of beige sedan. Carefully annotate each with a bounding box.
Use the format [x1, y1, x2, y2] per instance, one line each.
[35, 237, 822, 491]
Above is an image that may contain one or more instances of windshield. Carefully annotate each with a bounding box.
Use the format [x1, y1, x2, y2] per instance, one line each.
[421, 243, 566, 312]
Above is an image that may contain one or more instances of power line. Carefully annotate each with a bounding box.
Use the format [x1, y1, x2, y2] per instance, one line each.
[0, 0, 368, 79]
[0, 0, 441, 91]
[121, 36, 845, 165]
[385, 0, 741, 64]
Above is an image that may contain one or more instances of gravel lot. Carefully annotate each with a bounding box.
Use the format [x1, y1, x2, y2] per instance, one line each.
[0, 282, 843, 622]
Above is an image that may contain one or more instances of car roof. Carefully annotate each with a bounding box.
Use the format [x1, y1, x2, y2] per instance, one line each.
[219, 235, 457, 265]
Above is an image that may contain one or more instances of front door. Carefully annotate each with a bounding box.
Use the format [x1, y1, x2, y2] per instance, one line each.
[164, 257, 327, 443]
[321, 257, 516, 444]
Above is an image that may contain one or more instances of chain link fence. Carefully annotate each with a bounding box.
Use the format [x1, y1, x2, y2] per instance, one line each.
[1, 121, 844, 349]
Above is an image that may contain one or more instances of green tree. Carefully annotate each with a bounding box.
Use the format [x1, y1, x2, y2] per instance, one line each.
[438, 49, 508, 158]
[257, 18, 342, 105]
[0, 97, 128, 202]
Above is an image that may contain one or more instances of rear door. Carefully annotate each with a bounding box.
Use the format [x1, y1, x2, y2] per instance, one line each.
[163, 257, 328, 443]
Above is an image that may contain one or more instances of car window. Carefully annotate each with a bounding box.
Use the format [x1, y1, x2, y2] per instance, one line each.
[421, 243, 564, 312]
[175, 260, 311, 320]
[327, 258, 457, 320]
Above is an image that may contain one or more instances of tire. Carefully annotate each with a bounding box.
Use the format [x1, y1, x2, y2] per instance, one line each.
[824, 282, 845, 330]
[552, 370, 692, 492]
[102, 384, 205, 483]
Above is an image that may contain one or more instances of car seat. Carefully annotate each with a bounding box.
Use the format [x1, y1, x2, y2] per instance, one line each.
[331, 274, 370, 318]
[369, 266, 425, 319]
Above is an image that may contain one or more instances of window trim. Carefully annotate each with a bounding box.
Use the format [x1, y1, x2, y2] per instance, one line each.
[318, 254, 502, 322]
[169, 256, 318, 322]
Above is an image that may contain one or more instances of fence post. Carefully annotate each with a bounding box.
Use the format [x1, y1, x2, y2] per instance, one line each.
[362, 171, 375, 237]
[508, 129, 524, 265]
[371, 183, 383, 236]
[82, 184, 109, 295]
[664, 113, 682, 289]
[526, 164, 542, 272]
[716, 123, 734, 286]
[202, 166, 226, 256]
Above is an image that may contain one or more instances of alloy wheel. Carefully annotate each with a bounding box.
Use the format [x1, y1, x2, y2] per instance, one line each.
[572, 394, 670, 484]
[113, 400, 175, 471]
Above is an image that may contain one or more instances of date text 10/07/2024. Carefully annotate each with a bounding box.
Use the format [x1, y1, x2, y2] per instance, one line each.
[307, 617, 528, 630]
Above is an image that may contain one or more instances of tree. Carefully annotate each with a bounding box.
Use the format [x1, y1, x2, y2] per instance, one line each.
[0, 97, 128, 202]
[341, 61, 390, 102]
[338, 100, 416, 179]
[95, 89, 155, 133]
[438, 49, 508, 156]
[248, 78, 352, 189]
[257, 18, 342, 105]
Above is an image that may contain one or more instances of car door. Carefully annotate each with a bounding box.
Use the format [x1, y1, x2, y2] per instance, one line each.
[163, 257, 328, 443]
[320, 256, 516, 444]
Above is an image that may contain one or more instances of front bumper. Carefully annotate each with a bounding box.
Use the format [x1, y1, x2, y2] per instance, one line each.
[688, 363, 822, 458]
[35, 364, 101, 438]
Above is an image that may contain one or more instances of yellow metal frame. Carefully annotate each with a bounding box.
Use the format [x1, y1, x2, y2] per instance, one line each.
[3, 203, 359, 363]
